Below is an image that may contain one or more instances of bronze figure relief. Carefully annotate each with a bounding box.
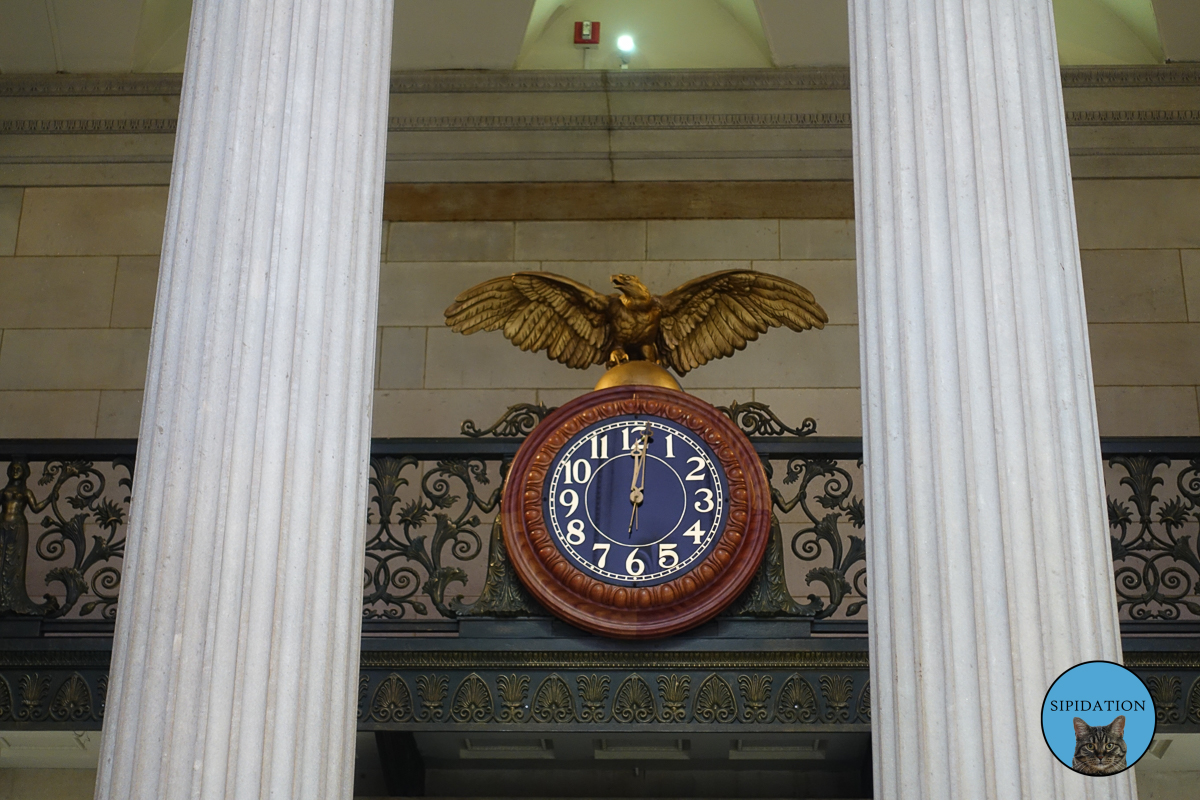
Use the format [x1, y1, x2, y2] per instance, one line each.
[445, 270, 827, 376]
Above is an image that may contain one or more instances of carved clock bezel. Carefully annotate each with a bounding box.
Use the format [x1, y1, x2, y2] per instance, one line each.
[501, 385, 771, 639]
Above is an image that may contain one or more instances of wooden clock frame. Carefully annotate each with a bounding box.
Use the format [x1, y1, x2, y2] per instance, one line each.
[501, 385, 771, 639]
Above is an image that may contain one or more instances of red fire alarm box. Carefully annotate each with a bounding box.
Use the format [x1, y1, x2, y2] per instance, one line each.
[574, 21, 600, 46]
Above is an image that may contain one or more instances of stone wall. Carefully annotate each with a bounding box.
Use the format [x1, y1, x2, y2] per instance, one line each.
[1, 68, 1199, 439]
[0, 180, 1198, 438]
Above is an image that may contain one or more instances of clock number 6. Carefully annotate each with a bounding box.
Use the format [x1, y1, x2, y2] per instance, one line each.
[693, 488, 715, 513]
[626, 549, 646, 576]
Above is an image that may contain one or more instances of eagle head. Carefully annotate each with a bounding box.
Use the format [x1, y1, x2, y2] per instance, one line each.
[611, 274, 652, 303]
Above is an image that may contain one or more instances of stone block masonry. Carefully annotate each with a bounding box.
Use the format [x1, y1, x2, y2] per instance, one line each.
[0, 181, 1195, 437]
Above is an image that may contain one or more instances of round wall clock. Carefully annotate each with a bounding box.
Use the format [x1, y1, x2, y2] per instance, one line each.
[502, 384, 771, 639]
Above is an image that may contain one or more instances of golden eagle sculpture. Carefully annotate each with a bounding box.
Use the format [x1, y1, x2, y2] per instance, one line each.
[443, 270, 827, 375]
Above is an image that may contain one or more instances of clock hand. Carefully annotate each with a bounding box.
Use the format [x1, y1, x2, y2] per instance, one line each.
[627, 429, 651, 535]
[627, 446, 643, 534]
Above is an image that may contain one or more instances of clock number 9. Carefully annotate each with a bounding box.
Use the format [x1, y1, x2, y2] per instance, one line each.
[693, 488, 715, 513]
[566, 519, 586, 545]
[558, 488, 579, 517]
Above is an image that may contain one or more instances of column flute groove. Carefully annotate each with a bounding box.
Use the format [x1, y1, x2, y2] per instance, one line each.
[849, 0, 1134, 798]
[95, 1, 393, 799]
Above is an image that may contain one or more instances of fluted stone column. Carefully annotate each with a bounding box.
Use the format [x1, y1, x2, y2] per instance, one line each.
[849, 2, 1135, 799]
[95, 1, 392, 798]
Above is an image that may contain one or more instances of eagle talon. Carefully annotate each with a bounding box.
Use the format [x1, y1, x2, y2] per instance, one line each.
[607, 347, 631, 369]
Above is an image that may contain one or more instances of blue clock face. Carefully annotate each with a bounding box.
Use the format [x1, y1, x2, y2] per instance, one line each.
[543, 414, 729, 587]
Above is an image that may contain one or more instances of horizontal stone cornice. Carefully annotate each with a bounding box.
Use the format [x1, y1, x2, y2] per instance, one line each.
[8, 109, 1200, 137]
[4, 65, 1200, 98]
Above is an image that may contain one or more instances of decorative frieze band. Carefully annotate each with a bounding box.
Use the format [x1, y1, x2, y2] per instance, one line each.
[1066, 110, 1200, 126]
[358, 669, 871, 728]
[4, 66, 1200, 98]
[8, 108, 1200, 137]
[0, 74, 184, 97]
[0, 119, 178, 135]
[5, 656, 1200, 731]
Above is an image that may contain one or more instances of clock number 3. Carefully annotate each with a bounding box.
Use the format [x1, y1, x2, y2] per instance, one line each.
[693, 488, 715, 513]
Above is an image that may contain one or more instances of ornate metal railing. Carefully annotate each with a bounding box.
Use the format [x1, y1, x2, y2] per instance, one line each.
[0, 410, 1197, 631]
[1104, 441, 1200, 623]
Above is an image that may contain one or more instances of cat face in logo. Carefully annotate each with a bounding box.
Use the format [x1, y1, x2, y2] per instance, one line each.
[1072, 715, 1127, 775]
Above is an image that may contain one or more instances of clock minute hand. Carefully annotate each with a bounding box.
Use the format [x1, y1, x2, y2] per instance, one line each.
[627, 429, 650, 535]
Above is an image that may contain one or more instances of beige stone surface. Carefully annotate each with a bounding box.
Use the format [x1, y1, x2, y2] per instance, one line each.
[754, 388, 864, 436]
[378, 262, 536, 327]
[0, 328, 151, 390]
[780, 219, 856, 260]
[1136, 769, 1200, 800]
[371, 389, 532, 437]
[0, 188, 22, 257]
[0, 162, 176, 188]
[1182, 250, 1200, 322]
[1075, 179, 1200, 249]
[0, 391, 100, 437]
[1080, 249, 1187, 323]
[424, 327, 602, 389]
[759, 260, 858, 325]
[377, 327, 426, 389]
[15, 186, 169, 256]
[109, 256, 160, 328]
[386, 221, 513, 262]
[515, 221, 646, 261]
[0, 179, 1195, 437]
[668, 387, 749, 409]
[612, 154, 855, 183]
[647, 219, 779, 260]
[96, 390, 144, 438]
[0, 768, 97, 800]
[684, 325, 860, 389]
[1094, 386, 1200, 436]
[383, 153, 616, 185]
[1088, 323, 1200, 385]
[0, 257, 117, 329]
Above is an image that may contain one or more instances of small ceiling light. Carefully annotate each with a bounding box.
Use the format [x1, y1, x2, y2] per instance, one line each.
[617, 35, 634, 53]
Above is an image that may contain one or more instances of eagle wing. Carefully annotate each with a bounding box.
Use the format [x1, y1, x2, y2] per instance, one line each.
[657, 270, 828, 375]
[444, 272, 613, 369]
